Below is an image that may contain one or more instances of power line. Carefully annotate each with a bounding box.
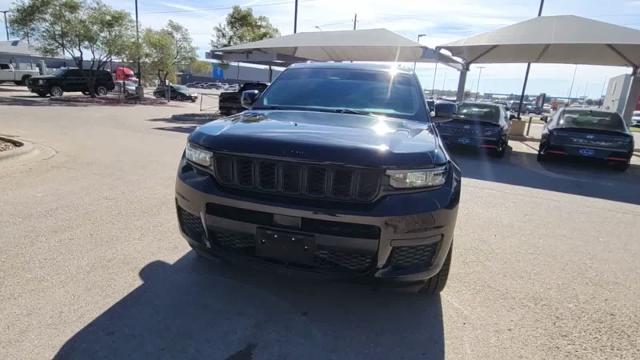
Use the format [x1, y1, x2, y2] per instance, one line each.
[142, 0, 318, 15]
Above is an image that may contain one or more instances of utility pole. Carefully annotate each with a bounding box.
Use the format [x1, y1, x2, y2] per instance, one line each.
[413, 34, 426, 71]
[134, 0, 143, 96]
[1, 10, 9, 41]
[516, 0, 544, 118]
[475, 66, 485, 100]
[431, 62, 438, 98]
[293, 0, 298, 33]
[353, 13, 357, 30]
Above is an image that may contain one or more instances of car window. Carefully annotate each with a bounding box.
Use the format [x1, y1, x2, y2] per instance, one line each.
[0, 64, 10, 70]
[455, 103, 501, 123]
[242, 83, 267, 92]
[66, 69, 83, 77]
[559, 110, 626, 132]
[257, 67, 424, 120]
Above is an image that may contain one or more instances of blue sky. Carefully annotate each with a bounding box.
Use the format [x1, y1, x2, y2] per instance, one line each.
[3, 0, 640, 97]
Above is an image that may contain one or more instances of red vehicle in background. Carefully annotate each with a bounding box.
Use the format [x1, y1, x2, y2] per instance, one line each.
[113, 67, 138, 83]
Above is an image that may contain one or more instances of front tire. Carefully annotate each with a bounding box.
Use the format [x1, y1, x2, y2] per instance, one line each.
[419, 243, 452, 295]
[50, 86, 63, 97]
[96, 86, 108, 96]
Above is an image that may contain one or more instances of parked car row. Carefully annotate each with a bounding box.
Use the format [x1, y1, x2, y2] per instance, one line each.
[184, 81, 239, 91]
[424, 99, 634, 171]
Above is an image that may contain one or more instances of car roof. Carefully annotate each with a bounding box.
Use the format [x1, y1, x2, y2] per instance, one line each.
[460, 101, 500, 108]
[288, 62, 414, 74]
[563, 107, 617, 114]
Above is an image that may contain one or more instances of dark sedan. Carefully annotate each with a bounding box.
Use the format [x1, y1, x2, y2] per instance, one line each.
[537, 108, 634, 171]
[153, 84, 197, 102]
[436, 102, 511, 157]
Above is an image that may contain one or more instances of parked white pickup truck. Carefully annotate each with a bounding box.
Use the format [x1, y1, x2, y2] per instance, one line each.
[0, 63, 40, 85]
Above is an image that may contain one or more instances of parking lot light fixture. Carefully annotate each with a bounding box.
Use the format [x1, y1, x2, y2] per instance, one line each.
[413, 34, 427, 72]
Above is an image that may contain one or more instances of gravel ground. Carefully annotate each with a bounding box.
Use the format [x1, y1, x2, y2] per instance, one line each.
[1, 95, 639, 360]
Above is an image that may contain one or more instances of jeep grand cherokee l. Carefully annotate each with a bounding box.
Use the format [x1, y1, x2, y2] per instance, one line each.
[175, 63, 461, 294]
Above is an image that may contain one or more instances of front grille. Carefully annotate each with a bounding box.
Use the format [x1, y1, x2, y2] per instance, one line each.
[177, 207, 205, 242]
[213, 230, 255, 249]
[390, 243, 438, 269]
[208, 228, 375, 273]
[213, 154, 381, 202]
[314, 248, 375, 271]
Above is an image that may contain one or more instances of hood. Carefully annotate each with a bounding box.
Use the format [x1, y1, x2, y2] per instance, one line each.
[189, 110, 447, 168]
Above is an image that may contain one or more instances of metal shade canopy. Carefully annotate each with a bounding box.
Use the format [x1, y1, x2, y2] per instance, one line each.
[438, 15, 640, 68]
[216, 28, 463, 70]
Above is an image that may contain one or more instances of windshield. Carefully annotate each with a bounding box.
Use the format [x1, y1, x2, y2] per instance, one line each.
[173, 85, 188, 93]
[255, 67, 425, 120]
[559, 110, 626, 132]
[455, 103, 500, 123]
[53, 68, 68, 77]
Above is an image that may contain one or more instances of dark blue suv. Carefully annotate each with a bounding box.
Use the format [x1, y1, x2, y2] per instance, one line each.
[175, 63, 461, 294]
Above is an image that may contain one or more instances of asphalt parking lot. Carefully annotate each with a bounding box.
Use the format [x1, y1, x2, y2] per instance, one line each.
[1, 87, 639, 359]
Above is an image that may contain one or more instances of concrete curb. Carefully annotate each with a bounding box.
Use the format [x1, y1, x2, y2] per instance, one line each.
[0, 136, 36, 162]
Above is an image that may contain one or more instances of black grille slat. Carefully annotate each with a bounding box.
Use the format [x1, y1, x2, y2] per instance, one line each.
[390, 243, 438, 269]
[236, 159, 254, 186]
[214, 230, 255, 249]
[281, 165, 302, 193]
[332, 169, 353, 198]
[258, 162, 278, 190]
[356, 170, 380, 200]
[307, 166, 327, 196]
[215, 156, 234, 183]
[210, 154, 381, 202]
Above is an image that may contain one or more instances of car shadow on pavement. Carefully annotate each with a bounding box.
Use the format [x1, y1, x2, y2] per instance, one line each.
[449, 146, 640, 205]
[54, 253, 445, 360]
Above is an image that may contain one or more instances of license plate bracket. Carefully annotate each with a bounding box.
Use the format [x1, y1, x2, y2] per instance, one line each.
[255, 228, 315, 265]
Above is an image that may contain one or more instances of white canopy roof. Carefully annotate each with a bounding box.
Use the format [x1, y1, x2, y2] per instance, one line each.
[216, 28, 463, 70]
[438, 15, 640, 68]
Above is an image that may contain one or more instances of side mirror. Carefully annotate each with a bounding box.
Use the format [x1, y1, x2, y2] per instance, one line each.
[433, 102, 457, 119]
[541, 115, 548, 123]
[240, 90, 260, 109]
[429, 111, 436, 118]
[509, 114, 517, 121]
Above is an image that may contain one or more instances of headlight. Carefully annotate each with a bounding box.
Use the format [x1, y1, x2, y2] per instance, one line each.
[386, 166, 448, 189]
[185, 142, 212, 167]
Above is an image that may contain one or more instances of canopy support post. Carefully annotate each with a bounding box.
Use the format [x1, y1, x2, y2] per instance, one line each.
[456, 64, 469, 102]
[622, 66, 640, 125]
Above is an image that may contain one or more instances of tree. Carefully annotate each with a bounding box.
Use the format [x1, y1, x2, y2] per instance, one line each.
[136, 20, 196, 85]
[11, 0, 134, 97]
[190, 60, 211, 75]
[211, 6, 279, 48]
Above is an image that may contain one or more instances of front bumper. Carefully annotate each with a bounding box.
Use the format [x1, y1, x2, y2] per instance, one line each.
[175, 158, 460, 282]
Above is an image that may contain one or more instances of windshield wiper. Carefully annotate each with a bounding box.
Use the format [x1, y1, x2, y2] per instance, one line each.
[332, 108, 371, 115]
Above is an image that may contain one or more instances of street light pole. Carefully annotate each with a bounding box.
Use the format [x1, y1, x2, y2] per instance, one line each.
[293, 0, 298, 33]
[475, 66, 485, 101]
[567, 64, 578, 99]
[431, 62, 438, 98]
[136, 0, 142, 86]
[353, 13, 357, 30]
[413, 34, 426, 72]
[1, 11, 9, 41]
[516, 0, 544, 118]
